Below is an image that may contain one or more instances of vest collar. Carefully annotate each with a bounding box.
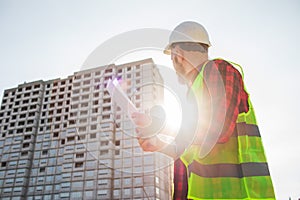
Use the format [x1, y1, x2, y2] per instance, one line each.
[187, 60, 210, 86]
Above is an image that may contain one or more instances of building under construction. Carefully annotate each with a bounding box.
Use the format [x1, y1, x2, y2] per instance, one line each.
[0, 58, 173, 200]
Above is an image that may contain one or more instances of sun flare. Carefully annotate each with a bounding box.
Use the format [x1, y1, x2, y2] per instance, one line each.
[163, 89, 182, 136]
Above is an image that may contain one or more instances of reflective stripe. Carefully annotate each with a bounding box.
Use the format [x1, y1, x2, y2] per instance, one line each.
[233, 122, 261, 137]
[188, 161, 270, 178]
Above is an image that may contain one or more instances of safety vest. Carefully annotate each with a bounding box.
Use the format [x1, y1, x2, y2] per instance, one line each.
[180, 59, 275, 199]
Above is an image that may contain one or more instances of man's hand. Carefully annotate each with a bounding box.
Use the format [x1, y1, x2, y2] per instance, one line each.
[131, 112, 154, 138]
[132, 106, 167, 138]
[131, 112, 152, 128]
[137, 136, 165, 152]
[132, 112, 167, 152]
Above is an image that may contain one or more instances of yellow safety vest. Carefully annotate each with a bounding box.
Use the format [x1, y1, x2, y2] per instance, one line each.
[180, 59, 275, 199]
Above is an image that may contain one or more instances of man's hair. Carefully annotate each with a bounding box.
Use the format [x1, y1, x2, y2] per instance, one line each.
[171, 42, 208, 53]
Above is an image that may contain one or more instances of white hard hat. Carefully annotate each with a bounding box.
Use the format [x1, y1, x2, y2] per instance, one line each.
[164, 21, 211, 55]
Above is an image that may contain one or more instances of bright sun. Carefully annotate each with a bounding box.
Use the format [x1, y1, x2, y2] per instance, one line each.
[163, 89, 182, 135]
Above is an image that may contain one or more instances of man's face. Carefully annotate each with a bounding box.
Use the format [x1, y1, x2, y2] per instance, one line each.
[170, 45, 188, 84]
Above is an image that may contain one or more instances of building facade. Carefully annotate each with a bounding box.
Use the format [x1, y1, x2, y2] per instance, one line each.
[0, 59, 172, 200]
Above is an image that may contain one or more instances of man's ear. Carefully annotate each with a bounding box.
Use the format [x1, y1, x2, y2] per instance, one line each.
[174, 47, 184, 64]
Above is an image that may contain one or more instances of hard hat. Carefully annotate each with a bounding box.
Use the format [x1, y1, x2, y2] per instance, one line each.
[164, 21, 211, 55]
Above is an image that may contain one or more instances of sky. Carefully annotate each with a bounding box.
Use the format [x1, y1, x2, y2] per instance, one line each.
[0, 0, 300, 199]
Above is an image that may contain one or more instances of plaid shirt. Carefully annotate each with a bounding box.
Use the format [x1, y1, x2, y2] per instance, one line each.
[173, 59, 249, 200]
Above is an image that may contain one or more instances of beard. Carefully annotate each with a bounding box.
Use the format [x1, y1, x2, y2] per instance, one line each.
[176, 72, 186, 85]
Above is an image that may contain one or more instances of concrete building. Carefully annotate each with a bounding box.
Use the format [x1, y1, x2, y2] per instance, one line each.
[0, 58, 172, 200]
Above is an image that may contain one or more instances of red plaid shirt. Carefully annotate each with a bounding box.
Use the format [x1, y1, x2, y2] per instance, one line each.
[173, 59, 249, 200]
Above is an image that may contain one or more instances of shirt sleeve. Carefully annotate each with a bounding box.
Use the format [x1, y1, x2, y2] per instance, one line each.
[201, 59, 244, 143]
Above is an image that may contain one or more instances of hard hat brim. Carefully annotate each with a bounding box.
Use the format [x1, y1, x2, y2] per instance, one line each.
[163, 42, 212, 55]
[163, 44, 171, 55]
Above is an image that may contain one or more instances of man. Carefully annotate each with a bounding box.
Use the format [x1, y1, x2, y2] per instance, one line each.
[132, 21, 275, 199]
